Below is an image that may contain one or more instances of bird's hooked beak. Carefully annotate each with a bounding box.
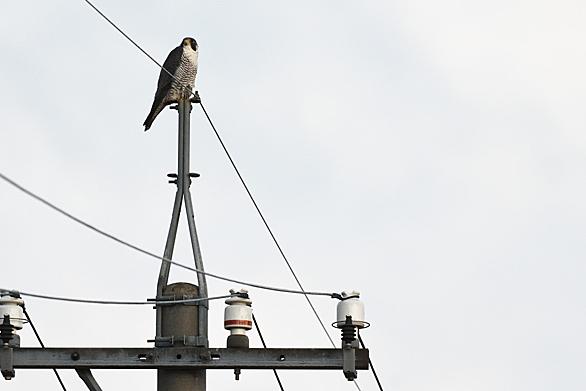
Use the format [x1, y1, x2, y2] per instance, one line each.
[190, 39, 198, 51]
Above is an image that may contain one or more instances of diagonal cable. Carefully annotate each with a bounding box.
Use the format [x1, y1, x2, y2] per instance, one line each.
[83, 0, 193, 98]
[199, 104, 364, 391]
[252, 314, 285, 391]
[83, 0, 170, 80]
[23, 308, 68, 391]
[359, 333, 384, 391]
[199, 102, 336, 346]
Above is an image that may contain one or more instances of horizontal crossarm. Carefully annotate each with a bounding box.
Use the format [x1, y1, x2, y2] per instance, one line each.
[12, 347, 369, 370]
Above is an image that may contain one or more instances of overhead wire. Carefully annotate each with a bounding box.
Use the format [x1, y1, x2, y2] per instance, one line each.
[23, 308, 68, 391]
[83, 0, 172, 83]
[359, 333, 384, 391]
[199, 103, 337, 345]
[0, 172, 334, 298]
[201, 100, 370, 390]
[1, 289, 230, 306]
[83, 0, 194, 99]
[200, 73, 364, 391]
[252, 314, 285, 391]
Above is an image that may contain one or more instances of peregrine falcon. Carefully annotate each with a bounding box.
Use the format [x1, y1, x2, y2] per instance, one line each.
[143, 37, 198, 131]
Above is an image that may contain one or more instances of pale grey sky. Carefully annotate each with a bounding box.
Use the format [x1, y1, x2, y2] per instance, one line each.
[1, 1, 585, 390]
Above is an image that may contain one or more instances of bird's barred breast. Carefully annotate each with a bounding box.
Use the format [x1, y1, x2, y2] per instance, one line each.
[169, 49, 198, 100]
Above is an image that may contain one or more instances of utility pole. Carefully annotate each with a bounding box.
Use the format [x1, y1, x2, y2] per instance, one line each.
[154, 93, 208, 391]
[0, 92, 370, 391]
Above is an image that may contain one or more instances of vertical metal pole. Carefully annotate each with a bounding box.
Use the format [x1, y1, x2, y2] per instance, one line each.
[156, 96, 207, 390]
[184, 193, 208, 342]
[181, 97, 209, 344]
[156, 190, 182, 336]
[156, 103, 185, 338]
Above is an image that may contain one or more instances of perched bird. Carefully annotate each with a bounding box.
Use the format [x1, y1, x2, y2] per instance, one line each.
[143, 37, 199, 131]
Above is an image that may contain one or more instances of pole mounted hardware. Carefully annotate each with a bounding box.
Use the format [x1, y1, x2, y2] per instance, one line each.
[0, 291, 25, 381]
[224, 289, 253, 380]
[156, 94, 208, 352]
[0, 291, 26, 339]
[224, 289, 253, 349]
[333, 290, 370, 381]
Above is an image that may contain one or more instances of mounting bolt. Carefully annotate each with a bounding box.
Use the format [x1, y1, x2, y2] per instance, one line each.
[167, 173, 178, 185]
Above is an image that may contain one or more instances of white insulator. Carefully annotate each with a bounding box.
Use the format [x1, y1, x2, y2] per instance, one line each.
[224, 289, 252, 336]
[0, 293, 25, 330]
[335, 290, 366, 329]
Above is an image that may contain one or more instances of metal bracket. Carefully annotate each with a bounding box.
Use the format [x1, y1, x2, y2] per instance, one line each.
[0, 347, 14, 380]
[190, 91, 201, 103]
[149, 335, 208, 347]
[150, 294, 208, 308]
[342, 345, 357, 381]
[76, 369, 103, 391]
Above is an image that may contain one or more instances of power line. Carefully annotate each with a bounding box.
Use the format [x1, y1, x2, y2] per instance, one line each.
[199, 102, 364, 391]
[199, 103, 338, 344]
[83, 1, 170, 82]
[1, 289, 230, 306]
[83, 0, 193, 98]
[23, 308, 68, 391]
[0, 172, 334, 298]
[252, 314, 285, 391]
[359, 333, 384, 391]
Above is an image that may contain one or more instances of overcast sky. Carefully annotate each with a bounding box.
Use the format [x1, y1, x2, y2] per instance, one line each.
[1, 1, 585, 390]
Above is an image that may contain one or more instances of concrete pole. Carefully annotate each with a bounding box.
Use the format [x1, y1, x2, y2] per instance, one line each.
[157, 283, 205, 391]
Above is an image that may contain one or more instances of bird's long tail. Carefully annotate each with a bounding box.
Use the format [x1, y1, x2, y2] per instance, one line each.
[143, 99, 166, 131]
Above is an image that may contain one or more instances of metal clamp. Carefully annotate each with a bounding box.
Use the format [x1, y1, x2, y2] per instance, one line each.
[149, 335, 208, 348]
[0, 347, 14, 380]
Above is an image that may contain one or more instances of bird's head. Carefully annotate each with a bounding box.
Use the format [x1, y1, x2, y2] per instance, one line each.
[182, 37, 198, 52]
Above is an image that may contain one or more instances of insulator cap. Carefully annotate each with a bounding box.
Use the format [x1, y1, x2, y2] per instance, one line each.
[0, 292, 25, 330]
[335, 290, 366, 329]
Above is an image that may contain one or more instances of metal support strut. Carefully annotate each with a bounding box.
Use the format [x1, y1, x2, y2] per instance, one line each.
[76, 369, 103, 391]
[154, 92, 208, 391]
